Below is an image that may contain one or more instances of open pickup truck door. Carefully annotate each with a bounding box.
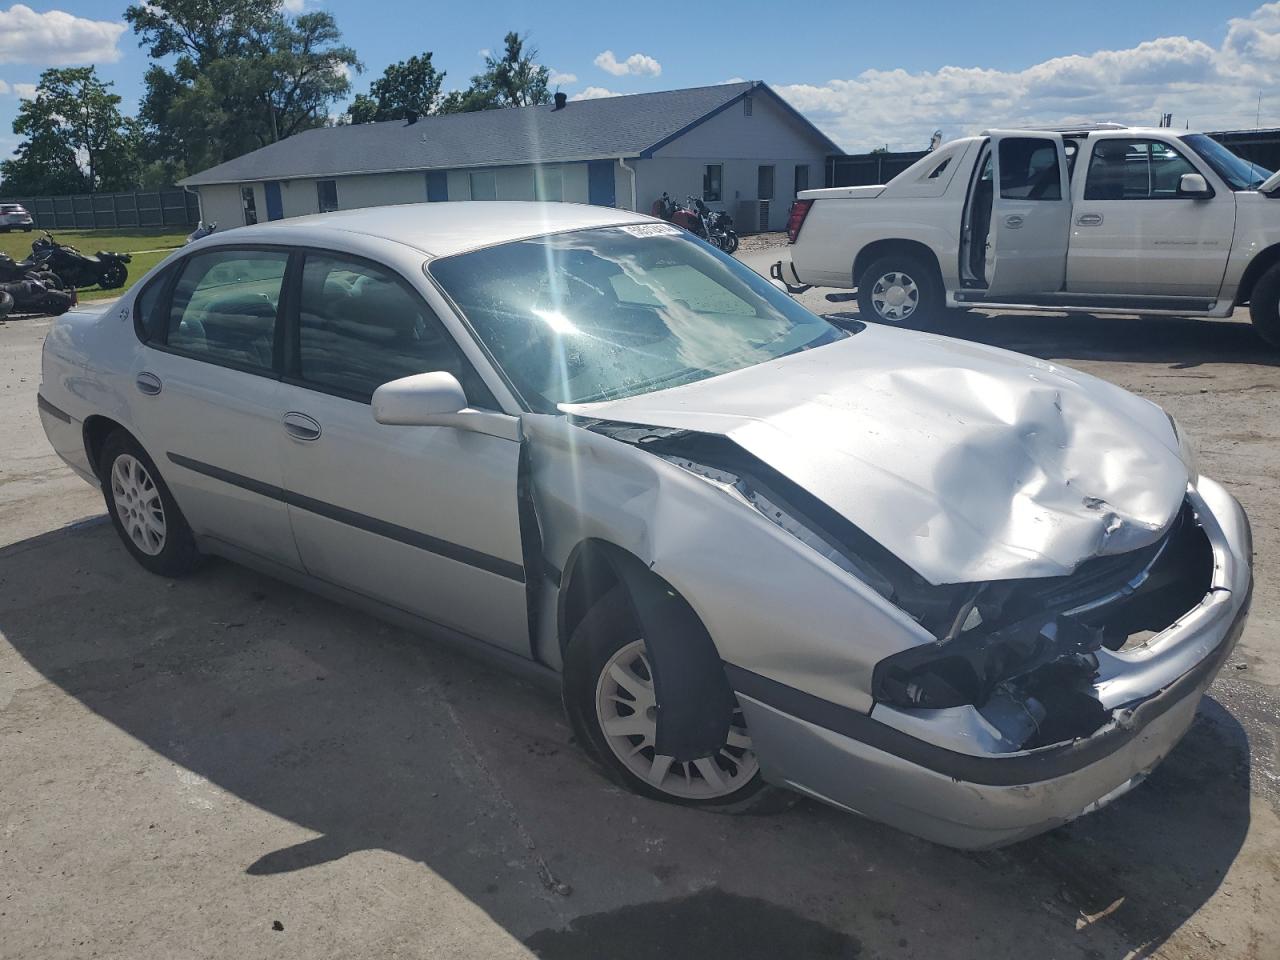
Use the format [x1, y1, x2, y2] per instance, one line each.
[966, 131, 1072, 297]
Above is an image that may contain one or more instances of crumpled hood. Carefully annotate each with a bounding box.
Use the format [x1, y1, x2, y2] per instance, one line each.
[562, 326, 1190, 585]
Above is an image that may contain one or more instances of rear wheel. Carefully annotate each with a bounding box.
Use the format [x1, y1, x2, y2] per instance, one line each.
[563, 587, 784, 812]
[98, 431, 202, 577]
[857, 255, 943, 324]
[1248, 262, 1280, 348]
[99, 261, 127, 289]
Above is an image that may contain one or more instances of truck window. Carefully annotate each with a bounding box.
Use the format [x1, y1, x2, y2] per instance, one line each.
[1084, 139, 1199, 200]
[998, 138, 1062, 201]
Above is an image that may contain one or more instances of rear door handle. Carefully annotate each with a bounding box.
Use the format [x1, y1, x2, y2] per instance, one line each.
[135, 372, 162, 396]
[1004, 214, 1025, 229]
[282, 412, 322, 442]
[1076, 213, 1103, 226]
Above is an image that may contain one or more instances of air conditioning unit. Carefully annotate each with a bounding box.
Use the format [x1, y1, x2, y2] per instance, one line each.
[736, 199, 771, 233]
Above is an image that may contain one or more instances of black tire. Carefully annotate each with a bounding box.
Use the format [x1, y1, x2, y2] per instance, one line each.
[856, 254, 944, 325]
[1248, 262, 1280, 348]
[562, 586, 789, 813]
[99, 261, 128, 289]
[98, 431, 202, 577]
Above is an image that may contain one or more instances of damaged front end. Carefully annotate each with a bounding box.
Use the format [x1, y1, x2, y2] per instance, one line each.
[586, 420, 1221, 757]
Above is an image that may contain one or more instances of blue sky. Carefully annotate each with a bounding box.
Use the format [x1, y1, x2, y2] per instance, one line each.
[2, 0, 1279, 155]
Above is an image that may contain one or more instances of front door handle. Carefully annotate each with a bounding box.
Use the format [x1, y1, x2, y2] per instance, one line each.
[135, 372, 162, 396]
[282, 412, 322, 442]
[1076, 213, 1104, 226]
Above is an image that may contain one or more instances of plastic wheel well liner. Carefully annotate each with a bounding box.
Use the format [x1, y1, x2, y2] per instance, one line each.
[559, 539, 736, 762]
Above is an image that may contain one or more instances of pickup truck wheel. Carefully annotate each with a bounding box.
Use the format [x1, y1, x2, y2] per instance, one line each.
[1248, 263, 1280, 348]
[857, 256, 942, 324]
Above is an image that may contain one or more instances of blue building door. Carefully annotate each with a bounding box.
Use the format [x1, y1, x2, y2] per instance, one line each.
[426, 171, 448, 202]
[587, 161, 615, 207]
[264, 181, 284, 221]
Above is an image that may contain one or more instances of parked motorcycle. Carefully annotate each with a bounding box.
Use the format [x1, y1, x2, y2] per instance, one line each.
[30, 232, 131, 289]
[0, 250, 44, 284]
[0, 273, 75, 318]
[650, 193, 739, 253]
[186, 220, 218, 244]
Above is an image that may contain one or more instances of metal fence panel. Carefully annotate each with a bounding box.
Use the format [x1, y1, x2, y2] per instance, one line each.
[0, 187, 200, 230]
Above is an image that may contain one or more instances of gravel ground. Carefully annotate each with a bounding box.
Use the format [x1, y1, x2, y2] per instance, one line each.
[1, 277, 1278, 959]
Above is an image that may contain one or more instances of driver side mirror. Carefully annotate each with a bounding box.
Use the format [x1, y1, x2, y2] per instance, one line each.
[371, 372, 522, 441]
[1178, 173, 1213, 198]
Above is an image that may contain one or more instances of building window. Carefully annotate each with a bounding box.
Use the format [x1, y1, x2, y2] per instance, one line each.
[758, 164, 775, 200]
[240, 186, 258, 225]
[469, 170, 497, 201]
[317, 179, 339, 213]
[535, 167, 563, 202]
[743, 96, 753, 117]
[702, 164, 723, 202]
[794, 164, 810, 195]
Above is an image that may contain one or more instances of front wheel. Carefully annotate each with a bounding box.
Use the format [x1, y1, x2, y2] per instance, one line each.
[1248, 262, 1280, 348]
[857, 255, 943, 325]
[562, 588, 782, 812]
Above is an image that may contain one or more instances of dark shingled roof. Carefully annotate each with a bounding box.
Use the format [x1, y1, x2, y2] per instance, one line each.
[180, 81, 841, 186]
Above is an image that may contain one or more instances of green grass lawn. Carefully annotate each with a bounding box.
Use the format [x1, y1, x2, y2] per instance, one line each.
[0, 226, 189, 301]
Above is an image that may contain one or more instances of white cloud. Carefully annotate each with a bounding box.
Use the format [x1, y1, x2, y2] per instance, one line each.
[571, 86, 622, 101]
[0, 80, 10, 95]
[594, 50, 661, 78]
[12, 82, 35, 98]
[549, 70, 577, 86]
[720, 77, 747, 85]
[478, 48, 490, 59]
[281, 0, 307, 12]
[0, 4, 125, 65]
[775, 2, 1280, 151]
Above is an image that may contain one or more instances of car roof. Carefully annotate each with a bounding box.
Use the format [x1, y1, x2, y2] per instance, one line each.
[216, 201, 654, 259]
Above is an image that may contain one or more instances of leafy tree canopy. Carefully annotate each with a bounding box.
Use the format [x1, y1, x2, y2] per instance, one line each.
[0, 67, 141, 195]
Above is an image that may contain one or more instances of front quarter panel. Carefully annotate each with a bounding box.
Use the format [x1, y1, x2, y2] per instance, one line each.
[524, 414, 933, 713]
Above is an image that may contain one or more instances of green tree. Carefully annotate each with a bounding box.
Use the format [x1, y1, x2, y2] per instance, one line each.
[0, 67, 141, 195]
[348, 52, 445, 123]
[126, 0, 358, 178]
[438, 32, 551, 114]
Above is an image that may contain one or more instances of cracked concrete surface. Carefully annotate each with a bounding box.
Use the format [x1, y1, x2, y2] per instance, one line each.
[2, 288, 1278, 959]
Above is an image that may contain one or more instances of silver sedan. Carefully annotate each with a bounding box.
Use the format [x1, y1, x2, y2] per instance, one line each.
[37, 202, 1252, 848]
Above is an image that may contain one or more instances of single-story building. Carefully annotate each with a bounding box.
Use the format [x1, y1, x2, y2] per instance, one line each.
[179, 81, 843, 233]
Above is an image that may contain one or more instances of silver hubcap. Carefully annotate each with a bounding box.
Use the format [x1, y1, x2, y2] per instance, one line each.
[595, 638, 759, 800]
[870, 271, 919, 321]
[111, 454, 166, 556]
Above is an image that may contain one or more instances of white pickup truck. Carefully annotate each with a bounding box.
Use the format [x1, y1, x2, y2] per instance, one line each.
[778, 125, 1280, 346]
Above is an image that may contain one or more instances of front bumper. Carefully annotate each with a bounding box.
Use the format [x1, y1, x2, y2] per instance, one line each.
[731, 476, 1253, 849]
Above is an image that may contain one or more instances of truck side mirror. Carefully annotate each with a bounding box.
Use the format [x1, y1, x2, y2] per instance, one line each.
[1178, 173, 1212, 198]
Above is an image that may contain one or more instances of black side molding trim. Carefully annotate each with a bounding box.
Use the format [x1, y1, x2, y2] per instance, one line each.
[724, 583, 1249, 788]
[167, 452, 525, 583]
[37, 393, 72, 424]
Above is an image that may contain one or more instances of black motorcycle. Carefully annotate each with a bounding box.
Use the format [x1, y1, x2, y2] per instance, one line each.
[0, 273, 75, 318]
[0, 250, 43, 283]
[31, 232, 131, 289]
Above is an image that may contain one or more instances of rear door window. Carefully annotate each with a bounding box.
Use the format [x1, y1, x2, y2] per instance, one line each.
[998, 137, 1063, 200]
[165, 249, 288, 373]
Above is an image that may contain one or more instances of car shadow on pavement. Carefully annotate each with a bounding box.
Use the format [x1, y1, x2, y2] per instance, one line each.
[0, 523, 1256, 958]
[834, 306, 1280, 368]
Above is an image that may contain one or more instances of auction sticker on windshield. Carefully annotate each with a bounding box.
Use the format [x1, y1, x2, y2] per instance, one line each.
[618, 223, 683, 237]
